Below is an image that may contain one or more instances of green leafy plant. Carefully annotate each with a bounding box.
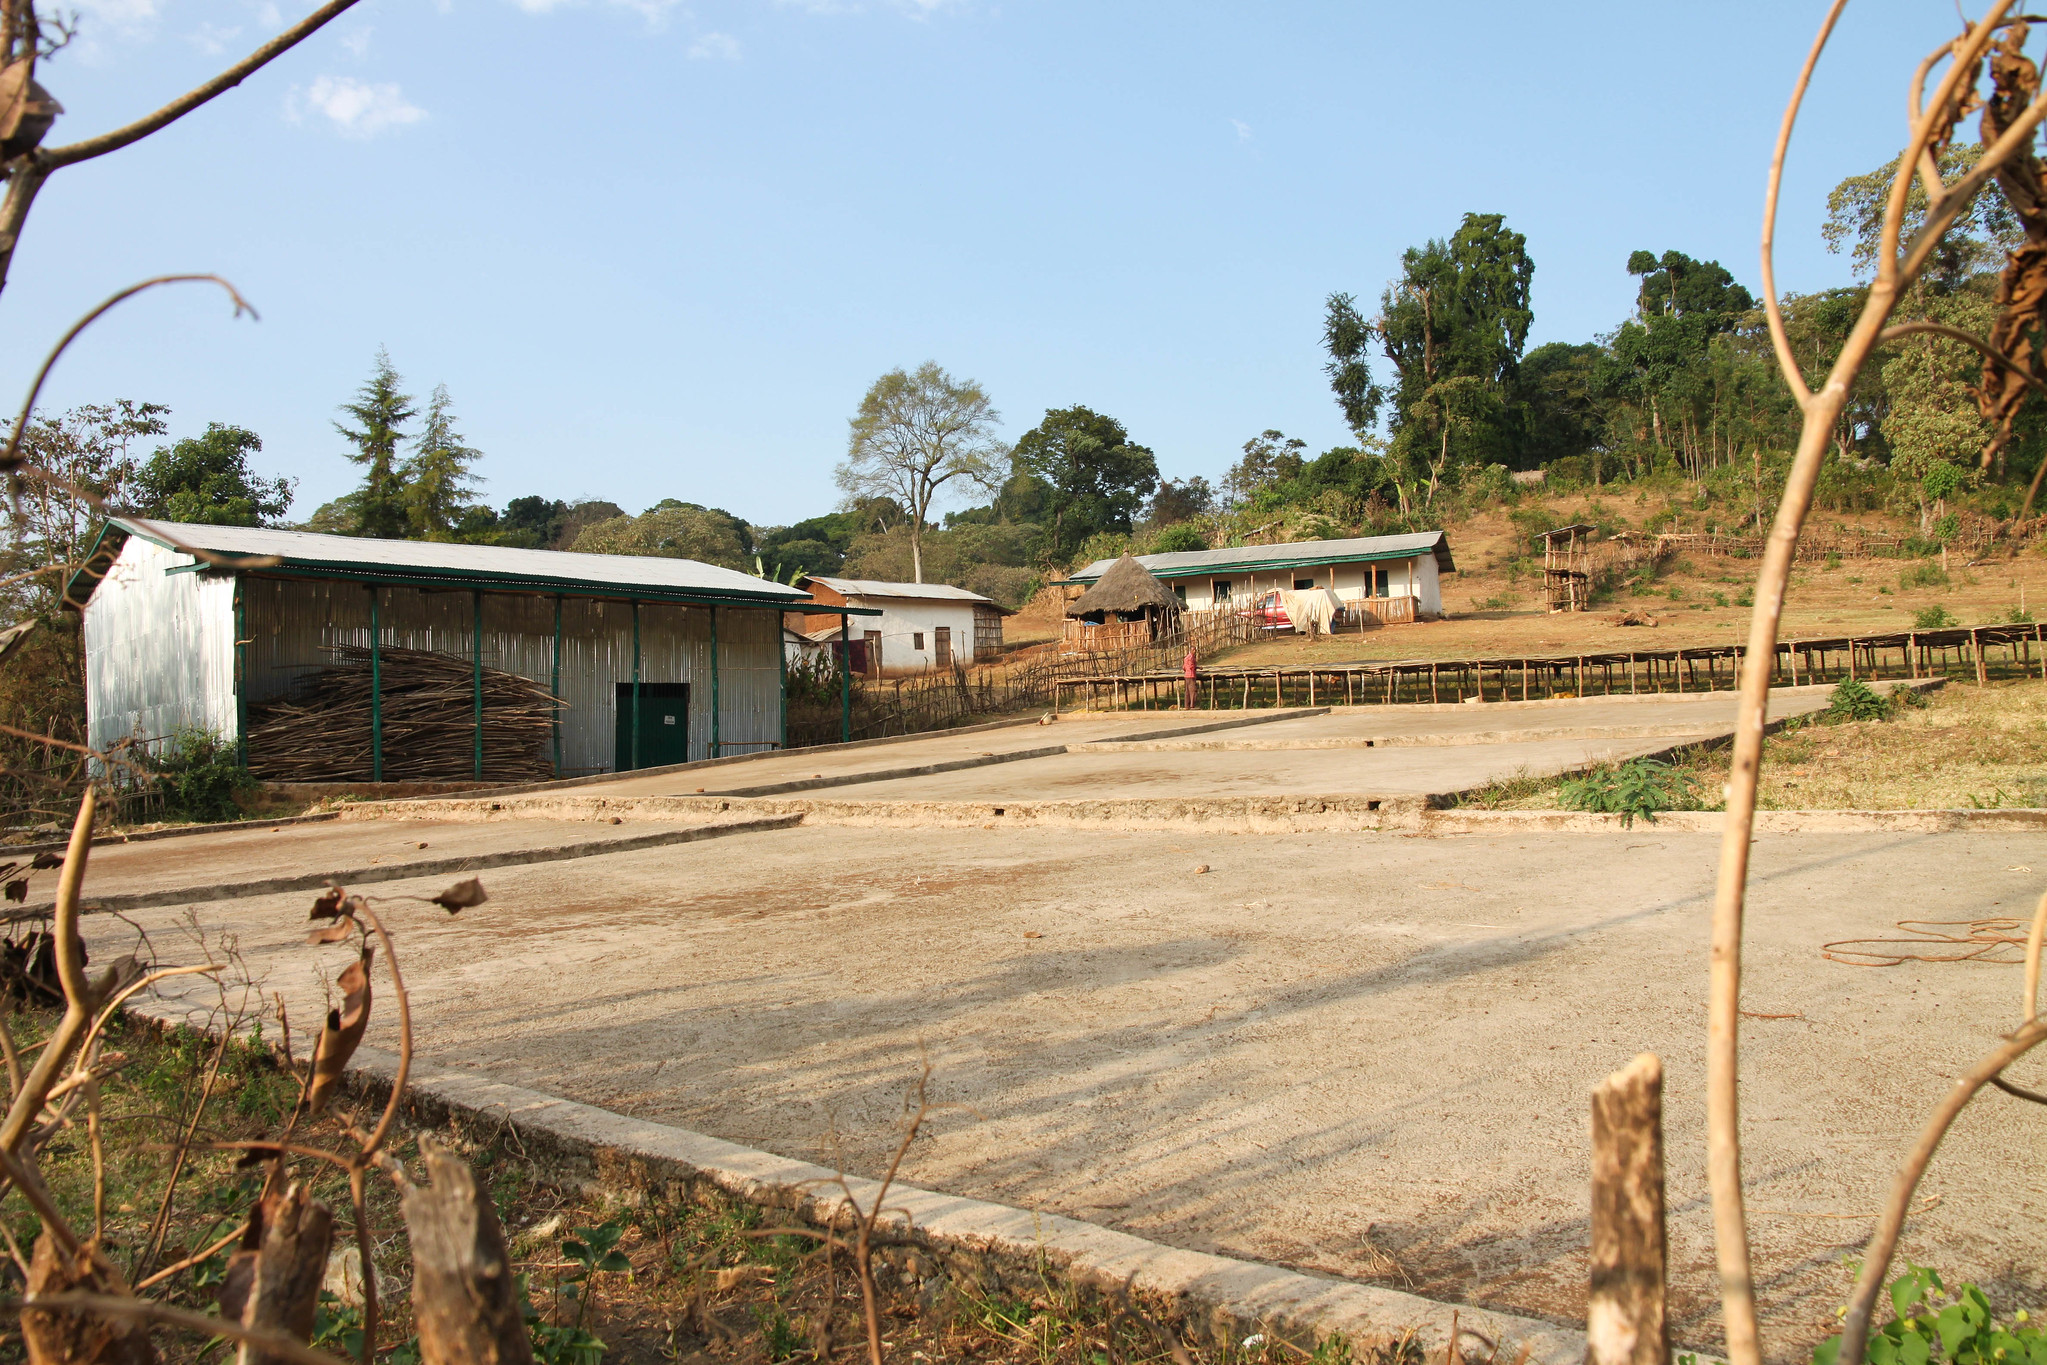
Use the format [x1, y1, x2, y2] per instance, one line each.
[1902, 561, 1951, 591]
[1822, 678, 1896, 724]
[1558, 758, 1699, 827]
[756, 1306, 807, 1362]
[1914, 604, 1959, 629]
[1811, 1265, 2043, 1365]
[2006, 604, 2035, 624]
[1890, 683, 1931, 711]
[138, 727, 255, 823]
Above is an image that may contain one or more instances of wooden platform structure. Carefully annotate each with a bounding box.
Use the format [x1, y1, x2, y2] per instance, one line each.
[1052, 622, 2047, 712]
[1542, 524, 1593, 614]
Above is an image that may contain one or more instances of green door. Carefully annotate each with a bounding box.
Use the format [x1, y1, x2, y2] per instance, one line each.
[614, 682, 690, 771]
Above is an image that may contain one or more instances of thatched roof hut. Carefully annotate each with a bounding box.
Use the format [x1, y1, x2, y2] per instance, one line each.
[1069, 554, 1180, 624]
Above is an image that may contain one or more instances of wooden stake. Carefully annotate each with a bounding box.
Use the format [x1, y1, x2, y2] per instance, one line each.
[1587, 1053, 1668, 1365]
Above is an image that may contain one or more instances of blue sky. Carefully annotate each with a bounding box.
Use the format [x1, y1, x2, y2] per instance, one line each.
[0, 0, 1950, 527]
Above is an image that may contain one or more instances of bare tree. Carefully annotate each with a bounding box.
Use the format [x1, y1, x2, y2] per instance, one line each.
[0, 0, 365, 300]
[836, 361, 1003, 583]
[1714, 9, 2047, 1365]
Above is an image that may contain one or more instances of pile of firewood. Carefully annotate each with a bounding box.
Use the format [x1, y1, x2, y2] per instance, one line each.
[246, 645, 559, 783]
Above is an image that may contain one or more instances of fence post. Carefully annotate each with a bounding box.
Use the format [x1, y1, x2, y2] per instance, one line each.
[1588, 1052, 1668, 1365]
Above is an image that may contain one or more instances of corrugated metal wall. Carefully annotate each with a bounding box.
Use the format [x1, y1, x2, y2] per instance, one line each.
[82, 537, 237, 753]
[239, 578, 781, 774]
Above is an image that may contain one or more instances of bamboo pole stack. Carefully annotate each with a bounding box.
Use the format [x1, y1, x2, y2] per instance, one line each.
[246, 646, 558, 783]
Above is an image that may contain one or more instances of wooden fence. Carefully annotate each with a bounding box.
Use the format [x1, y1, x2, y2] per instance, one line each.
[1054, 621, 2047, 712]
[785, 609, 1261, 747]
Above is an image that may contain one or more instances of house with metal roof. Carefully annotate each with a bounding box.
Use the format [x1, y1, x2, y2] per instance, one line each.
[1063, 531, 1456, 624]
[792, 576, 1006, 675]
[66, 517, 871, 781]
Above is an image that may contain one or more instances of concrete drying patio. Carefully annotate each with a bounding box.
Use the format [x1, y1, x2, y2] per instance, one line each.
[371, 687, 1845, 818]
[106, 814, 2045, 1363]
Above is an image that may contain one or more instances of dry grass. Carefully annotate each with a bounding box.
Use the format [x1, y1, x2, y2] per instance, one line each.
[1458, 678, 2047, 811]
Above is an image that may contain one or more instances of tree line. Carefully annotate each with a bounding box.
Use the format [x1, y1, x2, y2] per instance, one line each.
[13, 141, 2038, 625]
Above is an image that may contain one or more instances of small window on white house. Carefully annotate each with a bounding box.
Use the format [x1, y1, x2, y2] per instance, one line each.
[913, 632, 925, 649]
[1293, 576, 1316, 590]
[1213, 581, 1231, 602]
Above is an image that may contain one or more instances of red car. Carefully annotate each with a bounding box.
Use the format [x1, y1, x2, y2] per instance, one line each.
[1238, 590, 1294, 632]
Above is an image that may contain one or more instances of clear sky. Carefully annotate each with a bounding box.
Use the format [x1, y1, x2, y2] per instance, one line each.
[0, 0, 1954, 528]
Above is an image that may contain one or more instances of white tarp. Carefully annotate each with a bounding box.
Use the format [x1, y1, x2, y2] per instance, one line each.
[1278, 588, 1343, 636]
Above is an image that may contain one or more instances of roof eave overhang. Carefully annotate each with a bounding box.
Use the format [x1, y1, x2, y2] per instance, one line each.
[91, 518, 827, 611]
[1064, 539, 1454, 585]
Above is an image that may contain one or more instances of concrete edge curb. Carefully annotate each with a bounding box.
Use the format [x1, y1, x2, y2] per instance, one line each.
[121, 992, 1584, 1365]
[9, 815, 802, 917]
[1415, 807, 2047, 833]
[2, 810, 341, 860]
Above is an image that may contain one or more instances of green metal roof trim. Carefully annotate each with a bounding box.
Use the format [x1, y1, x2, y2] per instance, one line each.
[61, 522, 130, 611]
[65, 518, 857, 612]
[1061, 531, 1455, 585]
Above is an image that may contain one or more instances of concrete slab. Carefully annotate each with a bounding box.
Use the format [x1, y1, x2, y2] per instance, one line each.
[1089, 687, 1838, 750]
[34, 813, 769, 907]
[105, 822, 2047, 1362]
[529, 712, 1321, 799]
[814, 732, 1722, 801]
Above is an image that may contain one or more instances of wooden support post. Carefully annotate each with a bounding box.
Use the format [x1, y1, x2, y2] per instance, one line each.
[1346, 671, 1353, 705]
[2037, 624, 2045, 682]
[472, 589, 485, 781]
[1431, 663, 1439, 704]
[550, 595, 563, 774]
[709, 605, 721, 757]
[1242, 675, 1250, 709]
[369, 587, 383, 784]
[631, 600, 643, 769]
[1974, 628, 1988, 686]
[839, 613, 852, 742]
[1577, 655, 1585, 698]
[1587, 1052, 1669, 1365]
[1309, 670, 1316, 706]
[1848, 640, 1856, 681]
[1522, 659, 1530, 700]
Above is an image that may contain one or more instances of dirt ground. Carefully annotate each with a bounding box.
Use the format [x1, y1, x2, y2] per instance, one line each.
[1456, 677, 2047, 812]
[111, 818, 2047, 1365]
[1211, 506, 2047, 670]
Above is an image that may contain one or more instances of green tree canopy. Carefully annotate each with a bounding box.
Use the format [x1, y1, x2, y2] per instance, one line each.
[334, 349, 416, 539]
[400, 384, 486, 541]
[569, 503, 749, 570]
[130, 423, 293, 527]
[1372, 212, 1535, 509]
[1009, 405, 1158, 561]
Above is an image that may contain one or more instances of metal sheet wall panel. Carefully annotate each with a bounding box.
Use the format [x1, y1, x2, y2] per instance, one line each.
[82, 537, 236, 752]
[240, 580, 783, 774]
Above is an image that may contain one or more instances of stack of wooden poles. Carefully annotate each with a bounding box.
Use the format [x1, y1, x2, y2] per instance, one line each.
[246, 645, 558, 783]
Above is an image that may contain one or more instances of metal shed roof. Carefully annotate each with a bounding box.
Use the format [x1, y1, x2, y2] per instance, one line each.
[68, 518, 818, 610]
[800, 576, 995, 605]
[1064, 531, 1455, 584]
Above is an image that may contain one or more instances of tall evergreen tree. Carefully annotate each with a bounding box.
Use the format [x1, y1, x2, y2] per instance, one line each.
[334, 349, 416, 539]
[401, 383, 486, 540]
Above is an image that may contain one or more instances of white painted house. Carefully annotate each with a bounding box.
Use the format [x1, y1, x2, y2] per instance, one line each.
[1064, 531, 1455, 624]
[792, 577, 1005, 675]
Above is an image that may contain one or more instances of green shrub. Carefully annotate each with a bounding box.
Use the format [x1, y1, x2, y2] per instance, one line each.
[1150, 523, 1209, 554]
[1914, 604, 1959, 629]
[1891, 683, 1931, 710]
[1811, 1264, 2042, 1365]
[1822, 677, 1895, 723]
[140, 728, 253, 824]
[2006, 604, 2035, 624]
[1559, 758, 1699, 827]
[1901, 560, 1951, 591]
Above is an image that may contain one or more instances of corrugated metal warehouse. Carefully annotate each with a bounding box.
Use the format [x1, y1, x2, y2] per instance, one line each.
[67, 518, 833, 780]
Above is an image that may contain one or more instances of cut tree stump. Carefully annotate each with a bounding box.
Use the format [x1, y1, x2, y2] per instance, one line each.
[1587, 1052, 1667, 1365]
